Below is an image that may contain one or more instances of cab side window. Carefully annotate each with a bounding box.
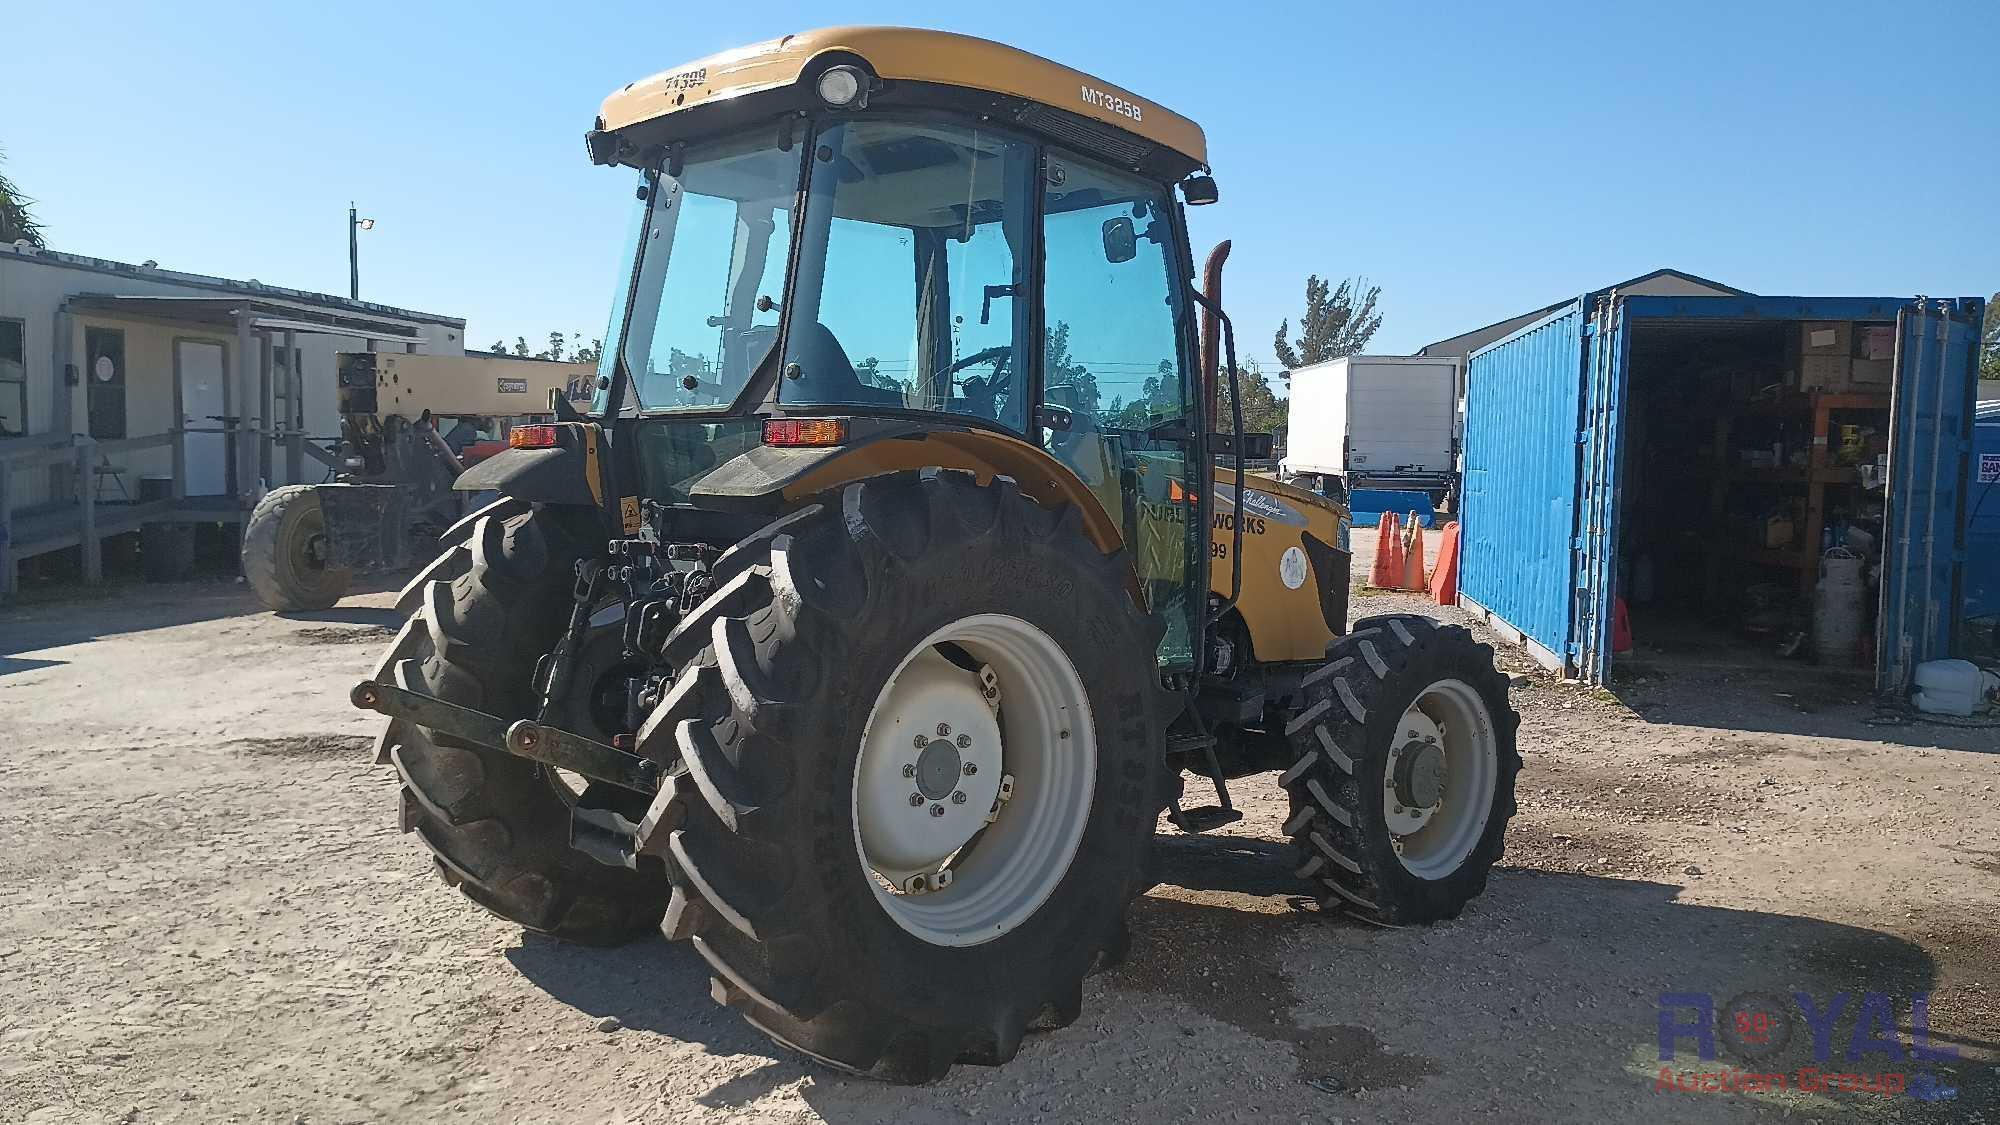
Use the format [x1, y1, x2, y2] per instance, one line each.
[1040, 151, 1196, 668]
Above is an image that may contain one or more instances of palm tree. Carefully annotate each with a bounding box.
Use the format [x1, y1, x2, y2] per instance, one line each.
[0, 147, 46, 247]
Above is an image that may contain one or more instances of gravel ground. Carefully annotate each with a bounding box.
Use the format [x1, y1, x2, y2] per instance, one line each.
[1, 576, 1995, 1124]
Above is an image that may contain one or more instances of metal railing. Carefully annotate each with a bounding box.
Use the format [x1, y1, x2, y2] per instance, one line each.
[1, 429, 182, 596]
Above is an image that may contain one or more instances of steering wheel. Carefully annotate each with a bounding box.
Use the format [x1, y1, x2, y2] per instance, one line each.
[943, 345, 1015, 421]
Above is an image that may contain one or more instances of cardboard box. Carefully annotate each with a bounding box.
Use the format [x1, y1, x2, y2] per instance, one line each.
[1801, 321, 1852, 357]
[1801, 353, 1853, 391]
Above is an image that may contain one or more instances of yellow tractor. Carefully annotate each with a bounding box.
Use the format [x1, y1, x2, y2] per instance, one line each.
[353, 27, 1519, 1084]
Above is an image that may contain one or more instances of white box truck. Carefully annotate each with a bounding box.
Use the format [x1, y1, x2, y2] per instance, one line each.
[1283, 355, 1461, 502]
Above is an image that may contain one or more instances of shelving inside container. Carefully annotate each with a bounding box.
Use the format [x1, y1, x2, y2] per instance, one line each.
[1616, 317, 1891, 669]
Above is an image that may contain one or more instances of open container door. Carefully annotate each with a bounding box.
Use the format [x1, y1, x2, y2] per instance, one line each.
[1460, 299, 1590, 673]
[1878, 297, 1985, 697]
[1573, 295, 1630, 684]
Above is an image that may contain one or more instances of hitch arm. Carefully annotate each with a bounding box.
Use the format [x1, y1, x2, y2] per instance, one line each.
[351, 679, 661, 793]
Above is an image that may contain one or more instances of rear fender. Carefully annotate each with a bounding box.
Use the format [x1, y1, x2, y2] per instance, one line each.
[691, 423, 1125, 555]
[452, 423, 605, 508]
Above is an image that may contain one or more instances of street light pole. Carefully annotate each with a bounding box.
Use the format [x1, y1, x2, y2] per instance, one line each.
[348, 204, 374, 300]
[348, 203, 359, 300]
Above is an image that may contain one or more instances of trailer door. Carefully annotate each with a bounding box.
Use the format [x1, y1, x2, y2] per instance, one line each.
[1460, 299, 1589, 672]
[1574, 296, 1629, 684]
[1878, 298, 1984, 696]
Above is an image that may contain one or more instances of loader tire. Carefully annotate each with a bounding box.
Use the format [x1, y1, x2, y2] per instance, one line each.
[1279, 613, 1519, 925]
[643, 470, 1173, 1083]
[371, 505, 669, 944]
[242, 484, 352, 611]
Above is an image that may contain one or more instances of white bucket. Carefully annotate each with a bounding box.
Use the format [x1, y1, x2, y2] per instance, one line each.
[1912, 659, 1994, 717]
[1812, 550, 1866, 665]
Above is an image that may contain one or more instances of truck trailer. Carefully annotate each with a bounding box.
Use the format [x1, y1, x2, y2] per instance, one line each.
[1283, 355, 1460, 504]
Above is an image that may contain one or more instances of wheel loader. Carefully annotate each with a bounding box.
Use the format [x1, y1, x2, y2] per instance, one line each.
[352, 26, 1520, 1084]
[240, 351, 592, 611]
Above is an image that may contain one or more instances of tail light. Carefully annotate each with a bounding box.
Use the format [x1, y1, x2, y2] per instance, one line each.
[763, 418, 847, 447]
[510, 424, 561, 449]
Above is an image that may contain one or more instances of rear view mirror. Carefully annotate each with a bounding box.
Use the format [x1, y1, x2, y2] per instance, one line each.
[1101, 217, 1137, 264]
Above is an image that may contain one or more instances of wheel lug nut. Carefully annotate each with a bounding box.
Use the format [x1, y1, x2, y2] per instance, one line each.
[908, 793, 924, 807]
[912, 734, 928, 750]
[951, 791, 967, 804]
[936, 722, 951, 737]
[902, 764, 917, 778]
[929, 803, 945, 817]
[955, 733, 971, 749]
[962, 762, 977, 776]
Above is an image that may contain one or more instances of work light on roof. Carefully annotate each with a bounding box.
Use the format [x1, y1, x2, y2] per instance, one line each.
[815, 65, 865, 108]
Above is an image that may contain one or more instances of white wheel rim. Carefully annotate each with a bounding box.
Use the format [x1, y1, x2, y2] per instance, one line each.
[1383, 678, 1496, 879]
[852, 613, 1095, 947]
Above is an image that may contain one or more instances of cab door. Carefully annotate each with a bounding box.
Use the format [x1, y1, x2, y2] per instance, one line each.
[1038, 149, 1201, 669]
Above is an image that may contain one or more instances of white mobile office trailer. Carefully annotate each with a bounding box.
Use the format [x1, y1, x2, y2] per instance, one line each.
[1283, 355, 1460, 497]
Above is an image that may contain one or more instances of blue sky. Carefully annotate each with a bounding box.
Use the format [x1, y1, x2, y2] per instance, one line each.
[5, 1, 1993, 369]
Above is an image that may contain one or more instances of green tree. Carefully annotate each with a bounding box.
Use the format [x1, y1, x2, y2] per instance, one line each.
[1214, 359, 1288, 442]
[1272, 275, 1382, 384]
[572, 337, 603, 364]
[0, 148, 44, 247]
[512, 337, 530, 357]
[1043, 321, 1099, 415]
[488, 339, 507, 356]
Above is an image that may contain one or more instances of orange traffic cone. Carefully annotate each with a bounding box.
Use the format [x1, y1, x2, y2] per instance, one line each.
[1430, 521, 1461, 605]
[1369, 512, 1404, 588]
[1402, 517, 1429, 594]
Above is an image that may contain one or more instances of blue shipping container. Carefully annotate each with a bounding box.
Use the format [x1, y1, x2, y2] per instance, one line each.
[1965, 400, 1999, 628]
[1459, 293, 1985, 696]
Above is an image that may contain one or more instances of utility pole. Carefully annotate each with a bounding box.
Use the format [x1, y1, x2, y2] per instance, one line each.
[348, 203, 374, 300]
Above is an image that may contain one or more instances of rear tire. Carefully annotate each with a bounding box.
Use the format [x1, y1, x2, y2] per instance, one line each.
[1279, 613, 1519, 924]
[241, 485, 352, 611]
[643, 470, 1173, 1083]
[371, 505, 669, 944]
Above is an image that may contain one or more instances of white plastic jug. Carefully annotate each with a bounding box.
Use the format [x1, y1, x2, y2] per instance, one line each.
[1911, 659, 1994, 717]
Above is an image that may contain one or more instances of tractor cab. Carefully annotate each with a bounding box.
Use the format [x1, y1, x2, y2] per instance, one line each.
[575, 27, 1220, 669]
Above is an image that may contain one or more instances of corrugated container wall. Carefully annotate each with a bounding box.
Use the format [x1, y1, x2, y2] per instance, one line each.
[1458, 300, 1587, 668]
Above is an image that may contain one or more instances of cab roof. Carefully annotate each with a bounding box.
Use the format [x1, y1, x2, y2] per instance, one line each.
[597, 27, 1208, 169]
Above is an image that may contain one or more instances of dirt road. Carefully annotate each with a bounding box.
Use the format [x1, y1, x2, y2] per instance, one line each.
[1, 579, 1994, 1123]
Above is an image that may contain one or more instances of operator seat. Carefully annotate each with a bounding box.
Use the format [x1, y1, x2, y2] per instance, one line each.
[787, 322, 902, 407]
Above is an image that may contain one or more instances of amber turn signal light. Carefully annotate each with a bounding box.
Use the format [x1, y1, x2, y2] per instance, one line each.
[509, 424, 561, 449]
[763, 418, 847, 447]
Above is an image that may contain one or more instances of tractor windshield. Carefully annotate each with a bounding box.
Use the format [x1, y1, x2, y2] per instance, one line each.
[779, 118, 1037, 432]
[605, 131, 805, 414]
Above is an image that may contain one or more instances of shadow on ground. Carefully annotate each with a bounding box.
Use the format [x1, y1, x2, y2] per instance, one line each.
[1605, 664, 2000, 754]
[503, 829, 1991, 1121]
[0, 572, 406, 665]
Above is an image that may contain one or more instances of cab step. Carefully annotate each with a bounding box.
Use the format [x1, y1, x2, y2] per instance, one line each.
[1168, 805, 1244, 833]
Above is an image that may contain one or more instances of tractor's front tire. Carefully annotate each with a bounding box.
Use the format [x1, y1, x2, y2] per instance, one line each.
[371, 505, 669, 944]
[644, 470, 1173, 1083]
[242, 484, 352, 611]
[1280, 613, 1520, 924]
